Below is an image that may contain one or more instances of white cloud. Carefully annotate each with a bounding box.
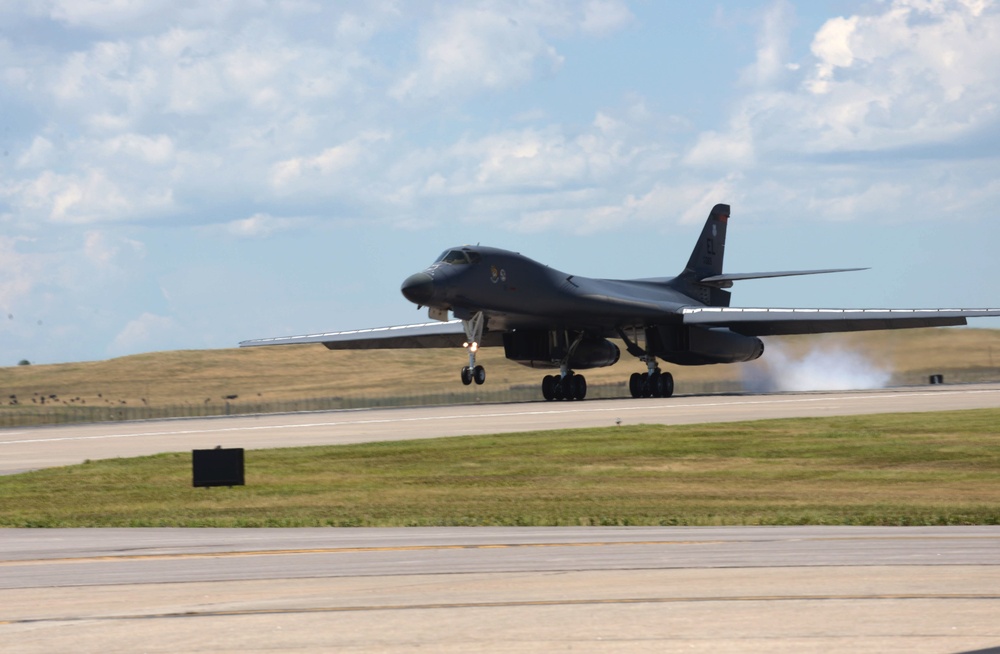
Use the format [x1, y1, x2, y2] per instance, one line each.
[16, 137, 56, 169]
[740, 0, 795, 88]
[270, 131, 392, 192]
[391, 6, 564, 102]
[809, 15, 857, 87]
[1, 1, 643, 236]
[580, 0, 634, 36]
[391, 1, 632, 102]
[689, 0, 1000, 168]
[83, 230, 146, 267]
[797, 0, 1000, 151]
[99, 133, 175, 165]
[220, 213, 304, 238]
[7, 169, 173, 224]
[501, 172, 743, 235]
[683, 128, 755, 169]
[673, 0, 1000, 229]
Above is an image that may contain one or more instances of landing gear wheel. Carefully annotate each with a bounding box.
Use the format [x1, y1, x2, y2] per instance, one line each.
[461, 367, 473, 386]
[660, 371, 674, 398]
[629, 372, 643, 398]
[542, 375, 556, 401]
[555, 374, 569, 401]
[473, 365, 486, 385]
[647, 371, 660, 398]
[572, 374, 587, 400]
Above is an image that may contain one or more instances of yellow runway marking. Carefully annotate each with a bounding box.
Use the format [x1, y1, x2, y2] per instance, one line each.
[0, 539, 716, 567]
[3, 532, 997, 567]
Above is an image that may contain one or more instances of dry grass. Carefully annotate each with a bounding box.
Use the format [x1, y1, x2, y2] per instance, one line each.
[1, 328, 998, 411]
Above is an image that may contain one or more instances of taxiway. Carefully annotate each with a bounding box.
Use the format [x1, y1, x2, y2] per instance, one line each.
[2, 526, 999, 653]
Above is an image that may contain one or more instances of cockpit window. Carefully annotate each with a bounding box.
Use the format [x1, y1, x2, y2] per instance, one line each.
[436, 249, 479, 265]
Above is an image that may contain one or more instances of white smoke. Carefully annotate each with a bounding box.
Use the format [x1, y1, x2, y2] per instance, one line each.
[743, 340, 892, 393]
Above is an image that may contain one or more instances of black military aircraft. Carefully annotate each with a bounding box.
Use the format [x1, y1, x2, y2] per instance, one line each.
[241, 204, 1000, 400]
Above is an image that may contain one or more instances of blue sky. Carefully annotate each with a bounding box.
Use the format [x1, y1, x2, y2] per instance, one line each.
[2, 0, 1000, 365]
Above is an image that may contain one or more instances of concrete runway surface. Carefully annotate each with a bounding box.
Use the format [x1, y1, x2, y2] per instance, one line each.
[3, 383, 1000, 474]
[2, 384, 1000, 652]
[1, 527, 999, 653]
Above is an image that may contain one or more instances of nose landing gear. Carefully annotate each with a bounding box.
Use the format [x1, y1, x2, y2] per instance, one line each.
[461, 363, 486, 386]
[460, 312, 486, 386]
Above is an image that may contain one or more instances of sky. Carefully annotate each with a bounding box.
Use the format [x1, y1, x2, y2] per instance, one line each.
[2, 0, 1000, 366]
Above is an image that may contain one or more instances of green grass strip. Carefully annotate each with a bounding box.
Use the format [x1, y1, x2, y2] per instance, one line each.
[2, 409, 999, 527]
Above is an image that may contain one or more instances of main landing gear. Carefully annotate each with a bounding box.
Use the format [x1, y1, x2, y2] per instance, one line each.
[628, 368, 674, 398]
[540, 332, 588, 401]
[541, 372, 587, 401]
[460, 312, 486, 386]
[617, 327, 674, 399]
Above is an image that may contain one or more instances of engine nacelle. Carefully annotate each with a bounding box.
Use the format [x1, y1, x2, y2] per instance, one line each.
[651, 325, 764, 366]
[503, 330, 621, 370]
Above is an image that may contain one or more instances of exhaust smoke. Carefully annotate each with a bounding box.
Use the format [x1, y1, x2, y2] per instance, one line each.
[743, 340, 892, 393]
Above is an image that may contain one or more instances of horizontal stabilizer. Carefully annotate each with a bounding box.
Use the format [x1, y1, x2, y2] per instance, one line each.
[699, 268, 868, 285]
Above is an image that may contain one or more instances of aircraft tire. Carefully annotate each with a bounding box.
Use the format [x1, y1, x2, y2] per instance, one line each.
[648, 371, 661, 398]
[629, 372, 643, 398]
[461, 367, 473, 386]
[640, 372, 653, 398]
[542, 375, 556, 401]
[473, 365, 486, 385]
[557, 373, 570, 400]
[573, 374, 587, 400]
[661, 372, 674, 398]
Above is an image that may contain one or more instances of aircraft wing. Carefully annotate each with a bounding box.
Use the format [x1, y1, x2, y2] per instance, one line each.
[680, 307, 1000, 336]
[239, 320, 505, 350]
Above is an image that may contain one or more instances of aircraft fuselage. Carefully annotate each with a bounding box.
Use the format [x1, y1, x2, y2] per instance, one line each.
[401, 246, 693, 332]
[400, 245, 765, 372]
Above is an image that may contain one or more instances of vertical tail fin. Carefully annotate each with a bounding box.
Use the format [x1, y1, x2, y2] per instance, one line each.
[682, 203, 729, 279]
[671, 203, 731, 306]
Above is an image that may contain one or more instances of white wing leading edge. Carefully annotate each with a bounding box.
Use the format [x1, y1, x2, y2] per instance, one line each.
[681, 307, 1000, 336]
[239, 320, 504, 350]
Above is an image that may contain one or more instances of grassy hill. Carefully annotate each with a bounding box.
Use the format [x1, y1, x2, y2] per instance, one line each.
[2, 328, 999, 426]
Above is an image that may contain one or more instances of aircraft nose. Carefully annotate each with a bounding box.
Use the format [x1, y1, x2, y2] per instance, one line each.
[401, 272, 434, 305]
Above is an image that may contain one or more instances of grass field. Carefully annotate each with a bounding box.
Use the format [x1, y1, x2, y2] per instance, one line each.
[2, 409, 998, 528]
[2, 329, 999, 423]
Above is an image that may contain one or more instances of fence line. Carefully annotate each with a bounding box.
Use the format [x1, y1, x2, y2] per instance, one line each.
[0, 380, 753, 429]
[2, 369, 994, 429]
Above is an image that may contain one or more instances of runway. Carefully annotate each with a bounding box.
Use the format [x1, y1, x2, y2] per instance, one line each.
[3, 385, 1000, 652]
[3, 382, 1000, 474]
